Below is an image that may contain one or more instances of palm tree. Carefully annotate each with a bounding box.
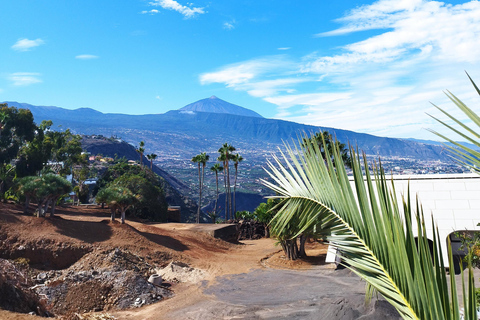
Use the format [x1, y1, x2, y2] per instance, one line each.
[263, 133, 477, 319]
[192, 152, 209, 223]
[218, 143, 235, 219]
[210, 163, 223, 217]
[147, 153, 157, 170]
[302, 130, 351, 168]
[231, 153, 244, 215]
[136, 141, 145, 167]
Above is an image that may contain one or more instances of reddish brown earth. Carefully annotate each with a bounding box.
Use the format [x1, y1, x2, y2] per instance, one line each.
[2, 202, 326, 319]
[0, 202, 237, 319]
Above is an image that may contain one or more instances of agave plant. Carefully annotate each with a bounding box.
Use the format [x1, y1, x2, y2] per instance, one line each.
[262, 133, 477, 320]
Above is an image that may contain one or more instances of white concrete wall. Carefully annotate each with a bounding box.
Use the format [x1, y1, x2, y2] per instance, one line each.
[349, 173, 480, 264]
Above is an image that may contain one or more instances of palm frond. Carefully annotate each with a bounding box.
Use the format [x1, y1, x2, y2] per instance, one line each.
[262, 133, 477, 320]
[428, 73, 480, 172]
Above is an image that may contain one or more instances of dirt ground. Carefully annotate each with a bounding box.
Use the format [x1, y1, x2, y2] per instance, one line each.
[2, 203, 335, 319]
[0, 202, 241, 319]
[0, 202, 438, 320]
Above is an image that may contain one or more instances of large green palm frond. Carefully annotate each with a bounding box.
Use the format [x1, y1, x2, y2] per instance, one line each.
[262, 134, 476, 320]
[427, 73, 480, 173]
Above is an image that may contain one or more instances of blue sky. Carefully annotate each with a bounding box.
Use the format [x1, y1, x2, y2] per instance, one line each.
[1, 0, 480, 140]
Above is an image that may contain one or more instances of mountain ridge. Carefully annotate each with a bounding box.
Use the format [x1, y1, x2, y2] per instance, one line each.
[2, 100, 451, 161]
[178, 96, 263, 118]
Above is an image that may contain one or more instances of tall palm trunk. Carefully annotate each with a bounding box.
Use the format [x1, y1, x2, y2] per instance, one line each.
[233, 164, 238, 215]
[223, 161, 228, 219]
[200, 163, 206, 222]
[226, 162, 232, 219]
[196, 162, 202, 224]
[214, 171, 219, 215]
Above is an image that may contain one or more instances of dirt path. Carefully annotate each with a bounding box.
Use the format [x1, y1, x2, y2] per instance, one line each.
[112, 238, 281, 320]
[111, 236, 402, 320]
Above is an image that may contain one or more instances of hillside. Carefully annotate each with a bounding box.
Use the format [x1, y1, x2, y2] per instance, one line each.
[3, 100, 462, 207]
[3, 100, 448, 161]
[81, 135, 198, 221]
[202, 192, 267, 220]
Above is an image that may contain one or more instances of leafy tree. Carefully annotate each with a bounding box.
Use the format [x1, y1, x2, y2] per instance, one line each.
[0, 164, 16, 202]
[0, 105, 36, 166]
[253, 198, 279, 238]
[95, 162, 168, 221]
[17, 174, 71, 217]
[218, 143, 235, 219]
[96, 187, 118, 221]
[15, 120, 52, 177]
[96, 186, 137, 224]
[112, 173, 167, 221]
[146, 153, 157, 170]
[191, 152, 209, 223]
[0, 105, 36, 197]
[42, 174, 72, 216]
[231, 153, 244, 215]
[210, 163, 223, 217]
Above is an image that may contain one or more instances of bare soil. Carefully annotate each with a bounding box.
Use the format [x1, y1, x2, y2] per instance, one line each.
[0, 202, 403, 320]
[0, 202, 242, 319]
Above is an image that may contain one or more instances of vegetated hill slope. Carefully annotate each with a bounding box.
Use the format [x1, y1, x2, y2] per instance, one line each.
[4, 101, 450, 161]
[179, 95, 263, 118]
[81, 136, 198, 221]
[202, 192, 267, 220]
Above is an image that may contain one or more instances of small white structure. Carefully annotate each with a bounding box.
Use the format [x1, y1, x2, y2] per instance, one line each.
[389, 173, 480, 264]
[327, 173, 480, 265]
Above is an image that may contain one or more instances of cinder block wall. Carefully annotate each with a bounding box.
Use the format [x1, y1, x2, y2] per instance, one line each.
[349, 173, 480, 264]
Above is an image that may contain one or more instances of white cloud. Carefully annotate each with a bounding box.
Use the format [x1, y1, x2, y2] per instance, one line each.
[141, 9, 160, 14]
[200, 0, 480, 140]
[9, 73, 42, 86]
[278, 47, 291, 51]
[200, 56, 297, 87]
[223, 21, 235, 30]
[148, 0, 205, 18]
[75, 54, 99, 60]
[11, 38, 45, 51]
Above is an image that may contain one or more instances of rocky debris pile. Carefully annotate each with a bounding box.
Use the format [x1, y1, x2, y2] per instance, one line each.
[68, 247, 159, 276]
[70, 312, 117, 320]
[32, 248, 173, 315]
[0, 259, 49, 316]
[156, 261, 206, 284]
[236, 220, 266, 240]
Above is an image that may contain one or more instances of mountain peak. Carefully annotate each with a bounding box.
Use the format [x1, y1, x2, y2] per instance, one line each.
[179, 96, 263, 118]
